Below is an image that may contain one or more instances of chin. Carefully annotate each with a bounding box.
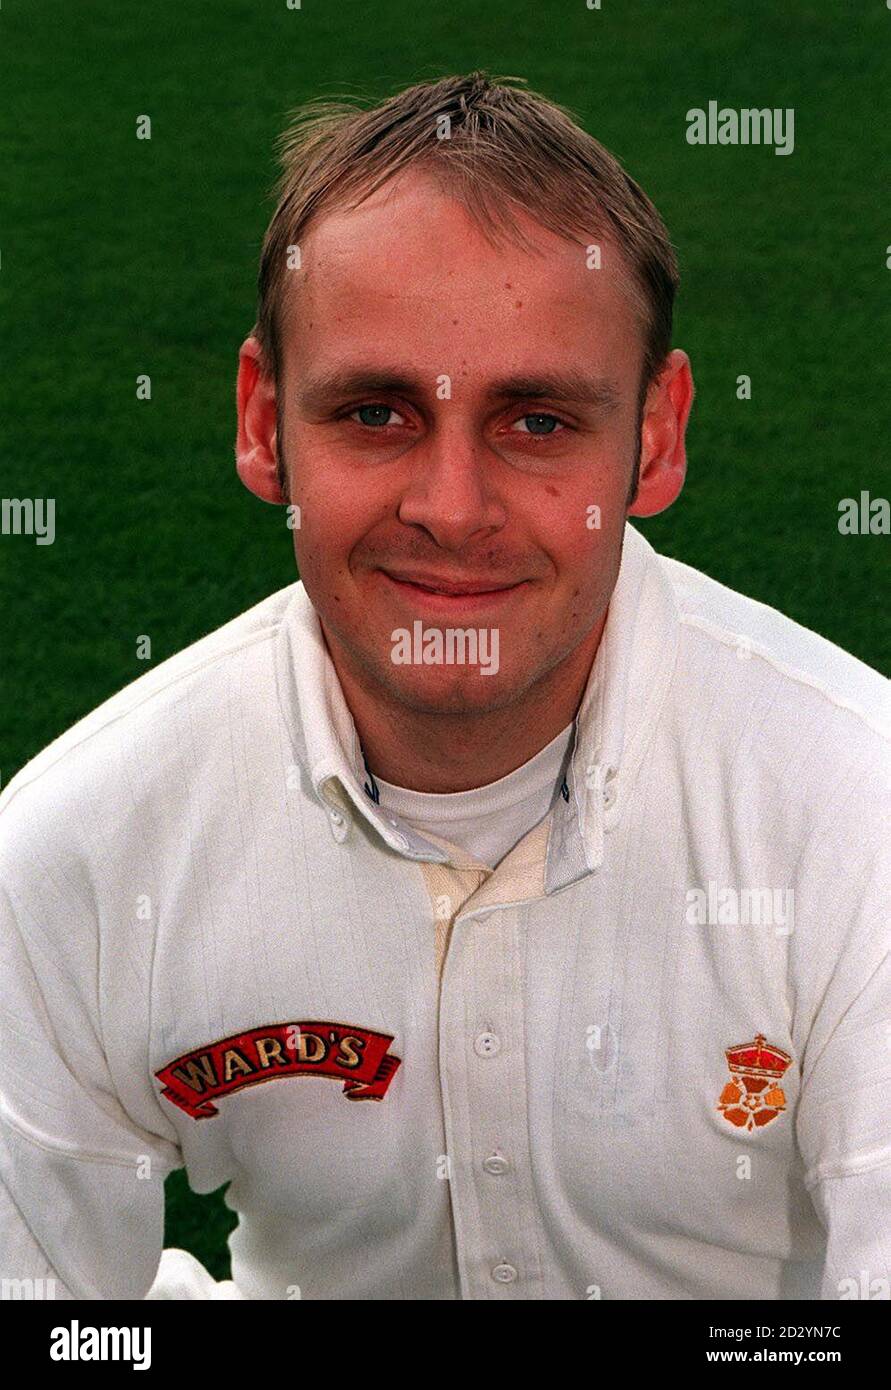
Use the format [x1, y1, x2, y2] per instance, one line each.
[379, 664, 523, 717]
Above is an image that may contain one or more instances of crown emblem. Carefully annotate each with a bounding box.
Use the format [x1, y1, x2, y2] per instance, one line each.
[717, 1033, 793, 1131]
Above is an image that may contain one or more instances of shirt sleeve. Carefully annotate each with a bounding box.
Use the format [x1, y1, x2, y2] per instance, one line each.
[809, 1163, 891, 1301]
[0, 789, 181, 1299]
[796, 916, 891, 1300]
[145, 1247, 246, 1300]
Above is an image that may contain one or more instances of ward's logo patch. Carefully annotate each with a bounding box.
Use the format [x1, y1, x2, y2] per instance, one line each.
[717, 1033, 792, 1131]
[155, 1021, 401, 1120]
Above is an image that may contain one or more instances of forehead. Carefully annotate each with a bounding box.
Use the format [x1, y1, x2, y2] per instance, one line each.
[280, 169, 644, 381]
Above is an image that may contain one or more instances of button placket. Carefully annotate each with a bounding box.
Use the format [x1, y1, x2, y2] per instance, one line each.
[438, 905, 544, 1299]
[474, 1029, 501, 1058]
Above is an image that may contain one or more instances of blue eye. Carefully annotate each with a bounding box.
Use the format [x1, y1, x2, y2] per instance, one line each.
[352, 404, 405, 427]
[514, 413, 563, 435]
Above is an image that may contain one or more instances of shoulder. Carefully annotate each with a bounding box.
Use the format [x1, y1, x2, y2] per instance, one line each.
[656, 547, 890, 745]
[0, 583, 301, 855]
[642, 541, 890, 865]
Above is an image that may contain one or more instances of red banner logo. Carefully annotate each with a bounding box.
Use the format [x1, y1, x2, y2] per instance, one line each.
[155, 1021, 401, 1120]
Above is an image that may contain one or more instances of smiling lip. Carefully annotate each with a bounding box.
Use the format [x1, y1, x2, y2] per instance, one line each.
[379, 570, 529, 609]
[382, 570, 524, 596]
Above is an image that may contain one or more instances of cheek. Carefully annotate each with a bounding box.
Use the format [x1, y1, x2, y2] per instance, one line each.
[529, 475, 627, 572]
[288, 452, 376, 570]
[528, 426, 637, 524]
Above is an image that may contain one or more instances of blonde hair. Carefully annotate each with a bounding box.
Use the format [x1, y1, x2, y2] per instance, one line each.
[254, 71, 679, 389]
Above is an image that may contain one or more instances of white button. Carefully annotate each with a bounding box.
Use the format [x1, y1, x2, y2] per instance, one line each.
[482, 1154, 509, 1176]
[329, 811, 344, 826]
[474, 1031, 501, 1058]
[492, 1263, 517, 1284]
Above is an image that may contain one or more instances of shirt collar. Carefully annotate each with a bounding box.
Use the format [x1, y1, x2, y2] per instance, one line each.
[274, 522, 680, 887]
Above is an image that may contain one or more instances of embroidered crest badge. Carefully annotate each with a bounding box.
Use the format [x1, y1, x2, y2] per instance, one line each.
[717, 1033, 792, 1131]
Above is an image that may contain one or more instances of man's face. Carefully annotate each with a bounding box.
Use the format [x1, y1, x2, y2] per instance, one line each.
[275, 169, 651, 714]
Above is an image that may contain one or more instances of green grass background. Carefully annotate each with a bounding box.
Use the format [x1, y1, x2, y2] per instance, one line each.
[1, 0, 888, 1280]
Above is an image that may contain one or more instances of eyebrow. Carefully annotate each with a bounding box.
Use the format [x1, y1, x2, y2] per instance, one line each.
[296, 367, 621, 414]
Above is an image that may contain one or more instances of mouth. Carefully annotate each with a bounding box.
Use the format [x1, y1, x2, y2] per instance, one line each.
[378, 570, 530, 611]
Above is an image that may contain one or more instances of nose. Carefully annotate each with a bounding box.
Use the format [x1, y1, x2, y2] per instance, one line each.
[396, 425, 507, 552]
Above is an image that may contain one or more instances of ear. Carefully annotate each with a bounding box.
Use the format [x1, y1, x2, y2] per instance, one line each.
[627, 349, 694, 518]
[235, 335, 284, 503]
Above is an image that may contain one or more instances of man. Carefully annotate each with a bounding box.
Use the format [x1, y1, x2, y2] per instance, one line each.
[1, 73, 888, 1302]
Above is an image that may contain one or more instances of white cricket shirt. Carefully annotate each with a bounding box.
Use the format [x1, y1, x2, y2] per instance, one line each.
[0, 522, 889, 1301]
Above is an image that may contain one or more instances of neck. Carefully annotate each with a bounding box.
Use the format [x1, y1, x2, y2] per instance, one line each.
[322, 613, 607, 793]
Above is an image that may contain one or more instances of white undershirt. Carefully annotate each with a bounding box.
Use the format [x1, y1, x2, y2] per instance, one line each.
[369, 721, 576, 868]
